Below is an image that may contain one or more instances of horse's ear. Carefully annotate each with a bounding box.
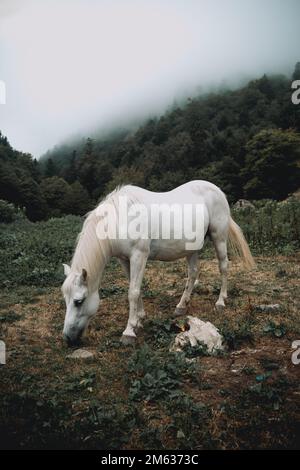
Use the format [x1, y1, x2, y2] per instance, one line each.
[81, 268, 88, 284]
[63, 263, 71, 276]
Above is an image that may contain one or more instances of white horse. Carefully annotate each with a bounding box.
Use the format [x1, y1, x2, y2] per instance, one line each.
[62, 180, 255, 345]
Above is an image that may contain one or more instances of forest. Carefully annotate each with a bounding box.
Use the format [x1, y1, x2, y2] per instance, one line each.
[1, 63, 300, 222]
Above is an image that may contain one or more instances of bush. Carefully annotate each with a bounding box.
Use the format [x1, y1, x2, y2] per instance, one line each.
[232, 197, 300, 254]
[0, 215, 83, 287]
[0, 200, 17, 223]
[127, 344, 189, 402]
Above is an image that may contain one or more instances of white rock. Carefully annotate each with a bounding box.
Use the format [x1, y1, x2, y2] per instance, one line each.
[171, 316, 224, 353]
[66, 349, 94, 359]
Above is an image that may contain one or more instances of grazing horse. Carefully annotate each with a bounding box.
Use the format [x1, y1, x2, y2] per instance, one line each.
[62, 180, 255, 346]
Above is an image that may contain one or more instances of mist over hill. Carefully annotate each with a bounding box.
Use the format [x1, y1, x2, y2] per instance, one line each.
[1, 0, 300, 156]
[1, 66, 300, 221]
[41, 69, 300, 201]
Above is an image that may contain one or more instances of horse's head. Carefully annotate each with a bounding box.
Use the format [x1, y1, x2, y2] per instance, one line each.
[61, 264, 100, 346]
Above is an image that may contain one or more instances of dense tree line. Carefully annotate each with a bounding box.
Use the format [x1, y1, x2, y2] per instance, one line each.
[0, 133, 90, 221]
[1, 65, 300, 221]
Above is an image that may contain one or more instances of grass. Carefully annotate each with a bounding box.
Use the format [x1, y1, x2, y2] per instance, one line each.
[0, 215, 82, 287]
[0, 202, 300, 449]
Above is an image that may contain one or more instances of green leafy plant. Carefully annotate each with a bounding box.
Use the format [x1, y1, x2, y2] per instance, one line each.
[128, 344, 191, 402]
[263, 321, 287, 338]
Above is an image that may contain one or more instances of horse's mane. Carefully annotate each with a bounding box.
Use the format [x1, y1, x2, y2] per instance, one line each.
[64, 185, 139, 292]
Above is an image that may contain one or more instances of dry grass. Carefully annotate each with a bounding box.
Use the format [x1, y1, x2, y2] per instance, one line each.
[0, 254, 300, 449]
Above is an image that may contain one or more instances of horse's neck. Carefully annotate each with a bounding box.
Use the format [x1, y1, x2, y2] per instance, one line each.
[72, 241, 111, 291]
[71, 215, 112, 291]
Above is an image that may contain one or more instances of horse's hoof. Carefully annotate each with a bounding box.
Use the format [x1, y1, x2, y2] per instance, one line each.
[215, 303, 225, 313]
[120, 335, 136, 346]
[173, 307, 187, 317]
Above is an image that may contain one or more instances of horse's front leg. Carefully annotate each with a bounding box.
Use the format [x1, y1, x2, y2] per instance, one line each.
[174, 252, 198, 316]
[121, 250, 148, 345]
[119, 258, 145, 328]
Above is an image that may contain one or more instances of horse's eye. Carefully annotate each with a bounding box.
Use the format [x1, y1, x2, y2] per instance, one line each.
[74, 298, 84, 307]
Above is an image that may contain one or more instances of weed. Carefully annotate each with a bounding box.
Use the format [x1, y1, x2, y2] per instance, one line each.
[219, 318, 254, 349]
[84, 401, 138, 449]
[99, 285, 126, 298]
[243, 366, 256, 375]
[143, 317, 177, 348]
[263, 321, 287, 338]
[182, 342, 210, 358]
[165, 392, 211, 449]
[128, 344, 188, 401]
[63, 371, 96, 393]
[0, 310, 22, 323]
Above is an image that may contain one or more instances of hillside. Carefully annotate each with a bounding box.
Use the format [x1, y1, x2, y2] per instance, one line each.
[1, 65, 300, 221]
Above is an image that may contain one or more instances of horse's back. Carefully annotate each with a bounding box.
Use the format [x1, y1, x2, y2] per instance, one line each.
[124, 180, 229, 213]
[115, 181, 230, 261]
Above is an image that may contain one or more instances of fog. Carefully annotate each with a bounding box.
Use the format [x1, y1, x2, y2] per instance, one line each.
[0, 0, 299, 157]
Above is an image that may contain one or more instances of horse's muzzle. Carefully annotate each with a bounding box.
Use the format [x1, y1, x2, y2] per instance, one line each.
[63, 330, 83, 347]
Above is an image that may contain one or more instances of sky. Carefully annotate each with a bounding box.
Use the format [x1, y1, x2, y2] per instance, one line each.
[0, 0, 299, 158]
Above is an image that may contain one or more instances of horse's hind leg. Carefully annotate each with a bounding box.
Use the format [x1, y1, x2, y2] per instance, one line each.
[174, 252, 198, 317]
[210, 230, 229, 312]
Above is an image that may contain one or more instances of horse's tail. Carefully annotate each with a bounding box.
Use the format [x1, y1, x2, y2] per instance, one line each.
[228, 217, 256, 270]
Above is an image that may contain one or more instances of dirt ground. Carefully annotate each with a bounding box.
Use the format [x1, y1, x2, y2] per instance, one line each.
[0, 254, 300, 449]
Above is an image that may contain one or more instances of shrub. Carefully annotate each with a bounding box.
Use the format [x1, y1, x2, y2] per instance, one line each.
[0, 215, 82, 287]
[0, 200, 17, 223]
[232, 197, 300, 254]
[127, 344, 190, 402]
